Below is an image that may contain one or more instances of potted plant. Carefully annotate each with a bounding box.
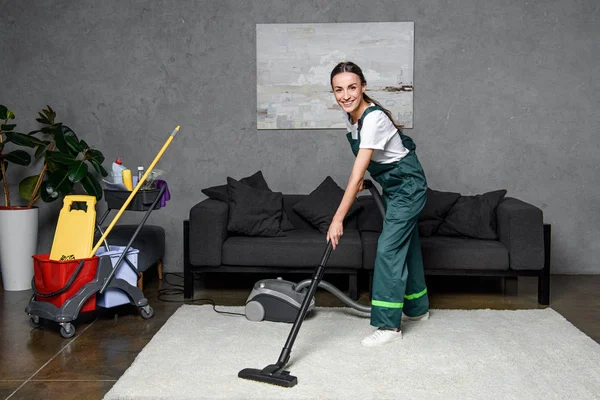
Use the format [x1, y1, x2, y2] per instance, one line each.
[0, 105, 108, 291]
[18, 105, 108, 206]
[0, 104, 38, 290]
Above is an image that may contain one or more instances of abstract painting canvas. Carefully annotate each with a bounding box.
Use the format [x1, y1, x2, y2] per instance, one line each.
[257, 22, 414, 130]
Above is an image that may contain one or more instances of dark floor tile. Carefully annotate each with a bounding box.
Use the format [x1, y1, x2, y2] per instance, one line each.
[0, 290, 96, 380]
[33, 302, 180, 381]
[7, 380, 115, 400]
[0, 381, 25, 399]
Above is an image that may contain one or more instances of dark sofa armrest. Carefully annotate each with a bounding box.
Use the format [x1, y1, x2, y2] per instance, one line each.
[188, 199, 229, 266]
[496, 197, 544, 270]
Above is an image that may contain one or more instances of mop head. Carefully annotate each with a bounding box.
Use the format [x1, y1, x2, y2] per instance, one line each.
[238, 364, 297, 387]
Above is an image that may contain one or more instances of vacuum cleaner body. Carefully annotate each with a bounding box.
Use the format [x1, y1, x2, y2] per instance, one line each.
[245, 278, 315, 323]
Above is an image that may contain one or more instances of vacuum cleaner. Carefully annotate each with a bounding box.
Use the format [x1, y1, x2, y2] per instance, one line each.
[238, 179, 385, 387]
[244, 276, 370, 322]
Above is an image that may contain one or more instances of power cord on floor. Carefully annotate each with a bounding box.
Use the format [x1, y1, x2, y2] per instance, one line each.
[157, 273, 245, 317]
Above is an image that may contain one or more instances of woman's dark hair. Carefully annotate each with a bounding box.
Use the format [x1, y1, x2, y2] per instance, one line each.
[330, 61, 403, 130]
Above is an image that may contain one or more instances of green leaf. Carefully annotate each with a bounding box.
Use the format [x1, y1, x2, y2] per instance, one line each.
[47, 169, 74, 197]
[36, 112, 50, 125]
[1, 124, 16, 131]
[4, 150, 31, 166]
[42, 106, 56, 123]
[89, 159, 108, 177]
[45, 151, 78, 165]
[61, 124, 76, 136]
[40, 180, 60, 202]
[64, 135, 84, 154]
[18, 175, 41, 201]
[7, 110, 15, 120]
[0, 105, 8, 120]
[86, 149, 105, 164]
[81, 172, 103, 200]
[5, 132, 46, 148]
[35, 142, 51, 159]
[52, 126, 73, 154]
[67, 161, 88, 183]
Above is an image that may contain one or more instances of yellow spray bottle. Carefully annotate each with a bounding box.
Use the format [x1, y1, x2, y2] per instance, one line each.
[122, 169, 133, 191]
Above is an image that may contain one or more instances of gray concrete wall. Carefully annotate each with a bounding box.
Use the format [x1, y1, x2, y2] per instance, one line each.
[1, 0, 598, 274]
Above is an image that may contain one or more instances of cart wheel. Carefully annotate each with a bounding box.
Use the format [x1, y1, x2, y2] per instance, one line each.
[29, 315, 40, 328]
[140, 306, 154, 319]
[60, 323, 75, 339]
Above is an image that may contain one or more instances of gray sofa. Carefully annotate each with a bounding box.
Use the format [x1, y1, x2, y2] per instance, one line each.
[184, 193, 550, 304]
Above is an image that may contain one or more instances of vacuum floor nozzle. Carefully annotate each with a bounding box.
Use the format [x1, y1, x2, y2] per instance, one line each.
[238, 365, 298, 387]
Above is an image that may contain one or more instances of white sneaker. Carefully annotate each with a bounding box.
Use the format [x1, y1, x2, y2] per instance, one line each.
[361, 328, 402, 347]
[402, 311, 430, 321]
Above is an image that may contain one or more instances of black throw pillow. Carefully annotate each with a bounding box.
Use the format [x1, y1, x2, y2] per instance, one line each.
[418, 220, 443, 238]
[419, 188, 462, 221]
[202, 171, 295, 231]
[436, 189, 508, 240]
[226, 177, 285, 237]
[417, 188, 462, 237]
[201, 171, 270, 202]
[292, 176, 362, 234]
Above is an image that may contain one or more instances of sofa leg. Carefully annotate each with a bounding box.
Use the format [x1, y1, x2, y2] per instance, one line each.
[157, 258, 163, 280]
[183, 220, 194, 299]
[538, 224, 551, 305]
[503, 277, 518, 296]
[348, 273, 358, 301]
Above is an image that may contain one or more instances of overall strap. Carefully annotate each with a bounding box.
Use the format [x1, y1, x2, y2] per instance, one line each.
[356, 105, 386, 135]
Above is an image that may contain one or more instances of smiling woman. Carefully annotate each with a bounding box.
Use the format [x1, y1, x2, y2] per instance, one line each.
[327, 61, 429, 347]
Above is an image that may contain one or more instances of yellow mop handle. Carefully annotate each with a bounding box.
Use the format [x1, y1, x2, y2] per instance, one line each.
[89, 125, 180, 257]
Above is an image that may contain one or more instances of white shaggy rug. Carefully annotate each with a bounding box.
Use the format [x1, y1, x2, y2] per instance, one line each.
[104, 305, 600, 400]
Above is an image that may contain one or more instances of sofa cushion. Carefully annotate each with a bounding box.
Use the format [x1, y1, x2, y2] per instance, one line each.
[222, 229, 363, 268]
[292, 176, 362, 234]
[360, 232, 509, 271]
[436, 189, 507, 240]
[226, 177, 285, 237]
[418, 188, 461, 237]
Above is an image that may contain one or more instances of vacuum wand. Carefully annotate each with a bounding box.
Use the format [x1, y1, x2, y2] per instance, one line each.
[238, 242, 333, 388]
[276, 241, 332, 366]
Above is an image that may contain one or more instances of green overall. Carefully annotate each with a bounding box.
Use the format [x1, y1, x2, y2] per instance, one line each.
[346, 105, 429, 328]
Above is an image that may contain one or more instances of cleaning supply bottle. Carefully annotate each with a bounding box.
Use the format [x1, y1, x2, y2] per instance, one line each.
[112, 158, 127, 184]
[137, 166, 145, 188]
[122, 169, 133, 191]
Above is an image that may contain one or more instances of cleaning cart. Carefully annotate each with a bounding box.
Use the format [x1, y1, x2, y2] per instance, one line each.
[25, 126, 179, 338]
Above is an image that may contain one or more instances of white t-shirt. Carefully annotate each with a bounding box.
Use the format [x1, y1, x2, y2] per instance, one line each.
[345, 108, 409, 164]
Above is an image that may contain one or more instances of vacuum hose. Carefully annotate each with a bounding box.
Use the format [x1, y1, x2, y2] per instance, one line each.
[291, 179, 385, 315]
[293, 280, 371, 313]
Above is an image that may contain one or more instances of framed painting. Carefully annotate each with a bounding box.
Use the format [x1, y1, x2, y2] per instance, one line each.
[257, 22, 414, 130]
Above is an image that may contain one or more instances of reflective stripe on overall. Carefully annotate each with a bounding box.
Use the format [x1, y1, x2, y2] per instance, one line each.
[346, 105, 429, 328]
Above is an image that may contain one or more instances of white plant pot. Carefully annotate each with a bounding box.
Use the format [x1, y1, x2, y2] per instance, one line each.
[0, 207, 39, 291]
